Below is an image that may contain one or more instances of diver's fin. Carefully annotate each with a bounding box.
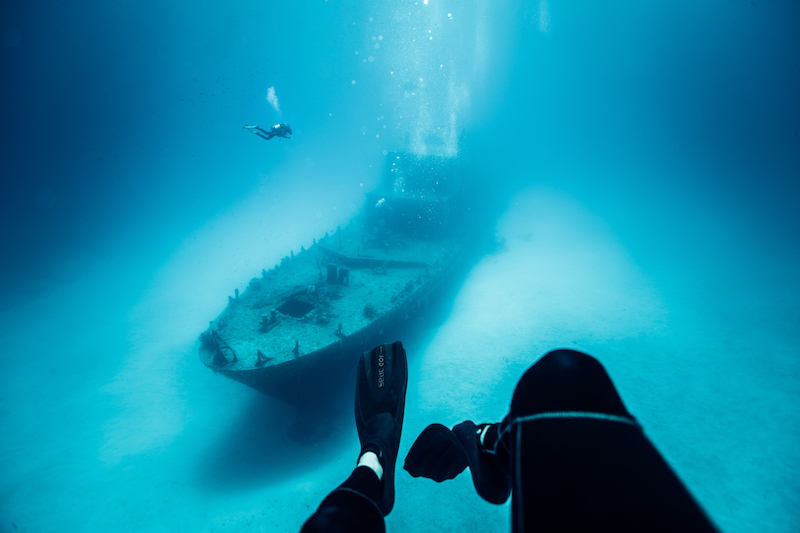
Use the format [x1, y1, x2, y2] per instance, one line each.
[452, 421, 511, 504]
[405, 421, 510, 504]
[354, 342, 408, 516]
[404, 423, 469, 481]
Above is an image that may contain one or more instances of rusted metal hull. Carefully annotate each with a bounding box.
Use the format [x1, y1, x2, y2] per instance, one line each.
[200, 253, 464, 402]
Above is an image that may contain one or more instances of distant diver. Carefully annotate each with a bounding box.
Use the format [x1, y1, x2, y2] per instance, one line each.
[243, 123, 292, 141]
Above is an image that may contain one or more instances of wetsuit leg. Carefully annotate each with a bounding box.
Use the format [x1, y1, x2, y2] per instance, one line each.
[504, 349, 717, 532]
[300, 466, 385, 533]
[303, 342, 406, 532]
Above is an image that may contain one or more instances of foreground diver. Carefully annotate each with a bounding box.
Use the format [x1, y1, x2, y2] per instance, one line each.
[244, 123, 292, 141]
[301, 342, 718, 532]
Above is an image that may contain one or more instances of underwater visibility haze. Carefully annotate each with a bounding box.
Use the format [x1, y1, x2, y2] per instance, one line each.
[1, 0, 799, 532]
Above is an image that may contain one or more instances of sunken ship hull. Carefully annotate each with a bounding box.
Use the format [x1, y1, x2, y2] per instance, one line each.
[199, 152, 475, 402]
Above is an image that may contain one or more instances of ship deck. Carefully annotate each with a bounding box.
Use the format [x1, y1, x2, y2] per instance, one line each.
[204, 223, 461, 370]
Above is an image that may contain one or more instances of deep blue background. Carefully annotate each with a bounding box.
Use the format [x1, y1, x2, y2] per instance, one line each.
[2, 1, 798, 295]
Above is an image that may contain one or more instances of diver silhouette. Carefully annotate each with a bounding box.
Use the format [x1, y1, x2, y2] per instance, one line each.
[244, 123, 292, 141]
[300, 343, 719, 533]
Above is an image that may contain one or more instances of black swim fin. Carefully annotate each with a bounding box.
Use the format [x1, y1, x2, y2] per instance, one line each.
[354, 342, 408, 516]
[403, 423, 469, 481]
[404, 421, 511, 504]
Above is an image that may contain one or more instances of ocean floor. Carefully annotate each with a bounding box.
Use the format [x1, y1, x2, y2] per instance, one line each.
[1, 185, 798, 533]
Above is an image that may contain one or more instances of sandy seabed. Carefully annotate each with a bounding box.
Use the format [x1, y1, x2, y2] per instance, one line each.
[1, 185, 798, 533]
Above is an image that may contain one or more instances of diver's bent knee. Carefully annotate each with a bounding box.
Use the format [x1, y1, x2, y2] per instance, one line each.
[510, 349, 630, 418]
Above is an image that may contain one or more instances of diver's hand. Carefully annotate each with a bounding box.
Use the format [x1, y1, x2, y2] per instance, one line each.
[403, 423, 469, 482]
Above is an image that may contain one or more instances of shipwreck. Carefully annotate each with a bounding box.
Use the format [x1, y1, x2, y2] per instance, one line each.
[199, 152, 476, 402]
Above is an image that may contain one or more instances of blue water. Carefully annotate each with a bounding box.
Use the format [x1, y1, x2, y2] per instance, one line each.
[1, 1, 798, 531]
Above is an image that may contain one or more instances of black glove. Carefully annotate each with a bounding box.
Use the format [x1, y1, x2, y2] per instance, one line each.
[404, 421, 511, 504]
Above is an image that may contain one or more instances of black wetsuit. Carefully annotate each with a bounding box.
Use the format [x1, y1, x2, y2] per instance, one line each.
[250, 123, 292, 141]
[302, 350, 718, 533]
